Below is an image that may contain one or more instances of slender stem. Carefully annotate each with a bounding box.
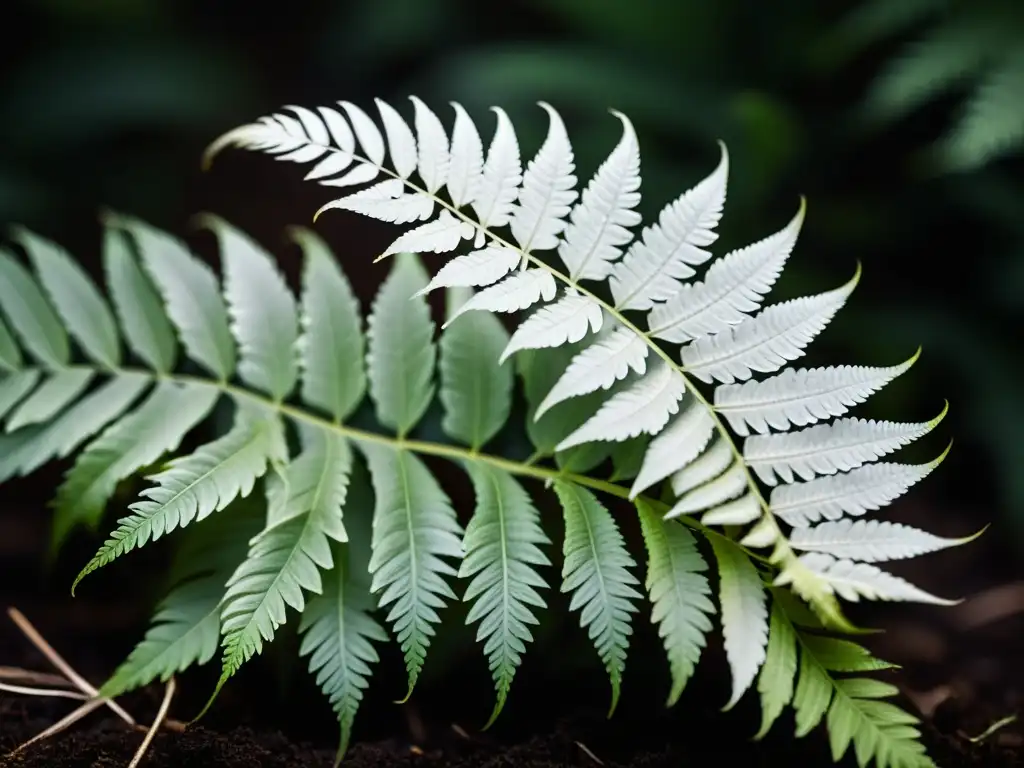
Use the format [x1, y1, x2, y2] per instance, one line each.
[128, 678, 176, 768]
[7, 607, 136, 726]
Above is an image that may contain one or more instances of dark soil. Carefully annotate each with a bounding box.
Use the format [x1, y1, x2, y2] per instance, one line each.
[1, 467, 1023, 767]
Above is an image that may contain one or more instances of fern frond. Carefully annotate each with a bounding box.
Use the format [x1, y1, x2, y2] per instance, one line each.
[300, 524, 387, 765]
[360, 443, 463, 698]
[366, 252, 436, 436]
[99, 497, 264, 698]
[218, 429, 352, 680]
[637, 499, 714, 707]
[556, 481, 641, 716]
[460, 464, 550, 727]
[439, 286, 513, 450]
[72, 402, 285, 589]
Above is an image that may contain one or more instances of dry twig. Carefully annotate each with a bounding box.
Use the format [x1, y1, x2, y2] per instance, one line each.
[128, 678, 176, 768]
[9, 696, 107, 756]
[0, 681, 89, 700]
[7, 607, 135, 726]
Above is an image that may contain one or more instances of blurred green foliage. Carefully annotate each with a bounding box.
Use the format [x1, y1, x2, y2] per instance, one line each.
[2, 0, 1022, 535]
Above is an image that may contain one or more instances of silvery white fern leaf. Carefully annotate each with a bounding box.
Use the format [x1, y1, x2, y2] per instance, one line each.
[417, 245, 520, 296]
[789, 519, 970, 563]
[500, 290, 604, 363]
[714, 353, 919, 437]
[788, 553, 956, 606]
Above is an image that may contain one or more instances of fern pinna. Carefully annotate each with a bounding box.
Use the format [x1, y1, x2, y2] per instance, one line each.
[0, 98, 973, 767]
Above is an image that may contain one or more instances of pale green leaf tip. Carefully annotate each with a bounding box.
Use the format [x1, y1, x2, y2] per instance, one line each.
[192, 673, 228, 724]
[482, 694, 507, 731]
[201, 126, 251, 171]
[929, 399, 950, 429]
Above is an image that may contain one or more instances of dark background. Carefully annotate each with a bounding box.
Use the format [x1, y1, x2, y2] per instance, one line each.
[1, 0, 1022, 761]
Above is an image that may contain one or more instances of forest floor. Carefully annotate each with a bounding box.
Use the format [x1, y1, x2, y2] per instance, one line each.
[0, 491, 1022, 768]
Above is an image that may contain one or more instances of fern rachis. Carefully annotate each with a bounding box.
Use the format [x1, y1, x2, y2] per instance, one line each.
[0, 97, 973, 766]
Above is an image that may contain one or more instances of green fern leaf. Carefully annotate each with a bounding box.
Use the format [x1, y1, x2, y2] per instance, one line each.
[55, 381, 220, 548]
[944, 45, 1024, 169]
[361, 443, 463, 697]
[440, 287, 513, 449]
[111, 214, 235, 381]
[293, 228, 366, 422]
[636, 499, 714, 707]
[867, 15, 1003, 121]
[754, 599, 798, 739]
[6, 369, 92, 431]
[299, 468, 386, 764]
[460, 464, 550, 726]
[102, 225, 177, 373]
[201, 215, 299, 401]
[556, 480, 641, 716]
[366, 252, 436, 436]
[0, 316, 21, 371]
[218, 429, 353, 679]
[15, 373, 149, 476]
[13, 227, 121, 369]
[99, 498, 262, 698]
[0, 248, 68, 368]
[0, 371, 39, 420]
[828, 679, 932, 768]
[72, 401, 284, 588]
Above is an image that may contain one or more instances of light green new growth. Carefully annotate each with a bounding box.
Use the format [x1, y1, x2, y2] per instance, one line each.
[0, 97, 974, 765]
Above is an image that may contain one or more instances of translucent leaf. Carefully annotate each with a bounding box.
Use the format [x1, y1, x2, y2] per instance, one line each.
[439, 288, 512, 449]
[0, 249, 69, 367]
[558, 111, 641, 281]
[294, 228, 366, 422]
[361, 444, 463, 697]
[14, 227, 120, 368]
[73, 402, 285, 587]
[54, 382, 220, 548]
[460, 465, 550, 726]
[557, 481, 640, 716]
[709, 535, 768, 710]
[114, 215, 235, 380]
[609, 143, 727, 310]
[204, 215, 299, 401]
[637, 499, 714, 707]
[366, 254, 435, 435]
[102, 226, 177, 373]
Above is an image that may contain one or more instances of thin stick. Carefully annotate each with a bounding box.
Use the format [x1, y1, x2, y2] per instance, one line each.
[0, 667, 75, 688]
[9, 696, 106, 755]
[0, 681, 90, 700]
[7, 607, 135, 726]
[128, 678, 176, 768]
